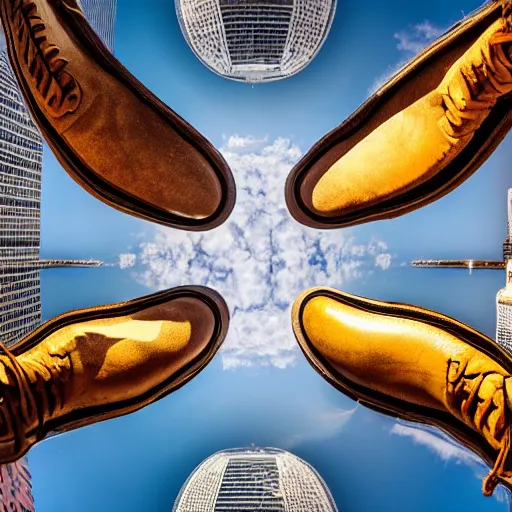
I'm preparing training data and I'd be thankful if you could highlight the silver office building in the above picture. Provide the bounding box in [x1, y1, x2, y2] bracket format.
[80, 0, 118, 53]
[496, 190, 512, 353]
[0, 51, 43, 347]
[175, 0, 337, 82]
[173, 447, 338, 512]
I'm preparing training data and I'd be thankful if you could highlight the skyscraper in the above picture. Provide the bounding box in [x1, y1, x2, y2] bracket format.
[173, 447, 338, 511]
[0, 50, 43, 347]
[80, 0, 118, 53]
[496, 190, 512, 353]
[175, 0, 337, 82]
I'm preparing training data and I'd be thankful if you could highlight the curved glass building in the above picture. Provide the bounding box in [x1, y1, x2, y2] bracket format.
[175, 0, 337, 83]
[172, 447, 338, 511]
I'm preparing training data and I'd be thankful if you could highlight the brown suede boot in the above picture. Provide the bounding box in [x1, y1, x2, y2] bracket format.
[0, 0, 236, 230]
[0, 285, 228, 463]
[292, 287, 512, 496]
[286, 0, 512, 229]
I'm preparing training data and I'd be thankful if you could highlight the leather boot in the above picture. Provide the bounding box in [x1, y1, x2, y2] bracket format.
[0, 0, 236, 230]
[286, 0, 512, 229]
[292, 286, 512, 496]
[0, 285, 228, 462]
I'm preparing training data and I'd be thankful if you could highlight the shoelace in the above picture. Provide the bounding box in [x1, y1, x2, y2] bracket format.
[438, 3, 512, 144]
[0, 343, 38, 454]
[447, 358, 512, 495]
[0, 341, 71, 457]
[483, 426, 512, 495]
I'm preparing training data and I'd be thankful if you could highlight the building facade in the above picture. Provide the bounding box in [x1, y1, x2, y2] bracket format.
[80, 0, 118, 53]
[496, 190, 512, 353]
[0, 51, 43, 347]
[173, 447, 338, 511]
[175, 0, 337, 82]
[0, 44, 39, 512]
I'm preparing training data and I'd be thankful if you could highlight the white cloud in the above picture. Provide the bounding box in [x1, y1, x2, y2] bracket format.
[375, 253, 392, 270]
[126, 136, 393, 369]
[119, 253, 137, 269]
[222, 134, 268, 153]
[391, 422, 511, 503]
[394, 21, 445, 54]
[392, 423, 482, 465]
[369, 20, 445, 94]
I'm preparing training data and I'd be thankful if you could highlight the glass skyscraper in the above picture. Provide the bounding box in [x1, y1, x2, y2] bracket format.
[173, 447, 338, 511]
[80, 0, 118, 52]
[0, 51, 43, 347]
[175, 0, 337, 82]
[496, 190, 512, 353]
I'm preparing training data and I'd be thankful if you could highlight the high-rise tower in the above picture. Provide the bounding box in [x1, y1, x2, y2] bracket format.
[503, 188, 512, 261]
[496, 190, 512, 353]
[80, 0, 118, 53]
[173, 447, 338, 511]
[0, 51, 43, 347]
[175, 0, 337, 83]
[0, 50, 40, 512]
[0, 43, 39, 512]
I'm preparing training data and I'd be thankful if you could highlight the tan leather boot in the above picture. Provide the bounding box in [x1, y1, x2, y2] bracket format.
[286, 0, 512, 229]
[0, 0, 236, 231]
[0, 285, 228, 463]
[292, 287, 512, 496]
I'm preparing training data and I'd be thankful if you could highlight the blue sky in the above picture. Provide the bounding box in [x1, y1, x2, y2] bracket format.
[26, 0, 512, 510]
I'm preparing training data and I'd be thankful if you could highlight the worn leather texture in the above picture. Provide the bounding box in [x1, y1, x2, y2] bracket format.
[292, 287, 512, 496]
[0, 0, 236, 230]
[0, 286, 228, 464]
[286, 0, 512, 229]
